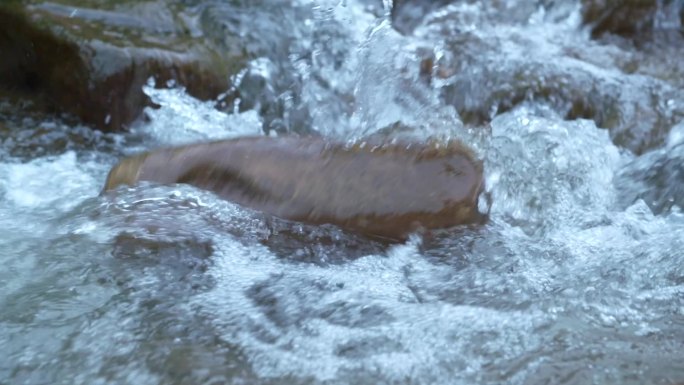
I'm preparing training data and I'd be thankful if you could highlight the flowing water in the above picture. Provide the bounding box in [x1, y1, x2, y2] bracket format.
[2, 1, 684, 384]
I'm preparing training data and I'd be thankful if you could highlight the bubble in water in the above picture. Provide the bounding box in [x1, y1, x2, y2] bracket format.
[485, 107, 622, 233]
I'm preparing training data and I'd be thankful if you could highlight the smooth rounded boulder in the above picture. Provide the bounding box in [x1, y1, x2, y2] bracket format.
[104, 136, 485, 241]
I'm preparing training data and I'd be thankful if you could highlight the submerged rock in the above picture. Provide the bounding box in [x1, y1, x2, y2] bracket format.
[103, 136, 485, 241]
[0, 1, 245, 131]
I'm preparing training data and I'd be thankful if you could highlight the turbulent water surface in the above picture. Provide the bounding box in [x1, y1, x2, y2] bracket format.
[2, 1, 684, 384]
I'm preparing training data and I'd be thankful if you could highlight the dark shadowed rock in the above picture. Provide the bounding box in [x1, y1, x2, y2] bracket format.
[582, 0, 683, 42]
[103, 136, 485, 241]
[579, 0, 684, 101]
[390, 0, 453, 35]
[0, 1, 245, 131]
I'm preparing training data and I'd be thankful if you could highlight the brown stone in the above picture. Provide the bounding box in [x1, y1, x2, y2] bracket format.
[0, 1, 245, 131]
[103, 136, 486, 241]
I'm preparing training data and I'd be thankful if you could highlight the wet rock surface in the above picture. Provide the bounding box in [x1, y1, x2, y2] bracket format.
[582, 0, 683, 42]
[411, 1, 684, 154]
[0, 0, 245, 131]
[103, 136, 486, 241]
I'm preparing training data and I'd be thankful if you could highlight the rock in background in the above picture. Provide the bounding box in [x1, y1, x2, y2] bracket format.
[403, 0, 684, 154]
[0, 0, 246, 131]
[582, 0, 683, 42]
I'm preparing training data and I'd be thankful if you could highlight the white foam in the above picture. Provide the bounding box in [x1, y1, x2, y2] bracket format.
[667, 120, 684, 149]
[1, 152, 99, 212]
[138, 82, 263, 146]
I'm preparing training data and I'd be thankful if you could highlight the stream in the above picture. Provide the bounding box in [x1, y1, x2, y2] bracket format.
[1, 1, 683, 384]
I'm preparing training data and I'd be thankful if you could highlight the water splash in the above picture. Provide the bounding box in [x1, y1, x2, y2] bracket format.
[2, 1, 684, 384]
[138, 80, 263, 147]
[485, 108, 622, 234]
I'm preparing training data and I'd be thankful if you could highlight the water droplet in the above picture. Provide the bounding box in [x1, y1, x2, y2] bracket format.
[666, 121, 684, 148]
